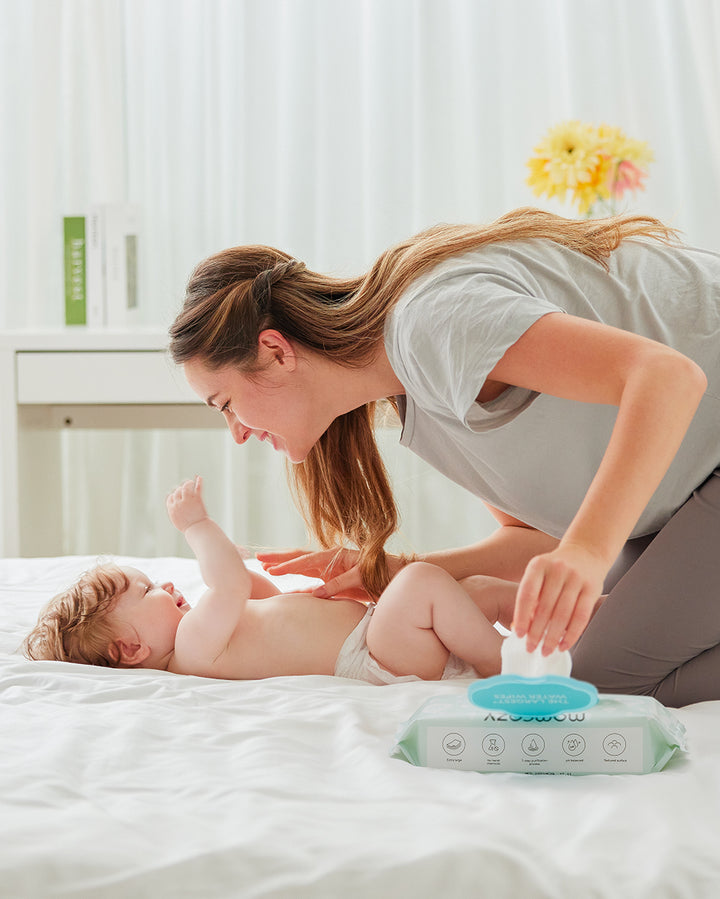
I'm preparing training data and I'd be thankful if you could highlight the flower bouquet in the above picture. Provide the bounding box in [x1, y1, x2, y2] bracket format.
[526, 121, 653, 217]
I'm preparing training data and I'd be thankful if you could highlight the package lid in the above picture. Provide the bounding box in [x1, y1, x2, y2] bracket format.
[468, 674, 599, 718]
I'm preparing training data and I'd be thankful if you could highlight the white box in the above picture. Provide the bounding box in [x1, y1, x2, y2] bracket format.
[103, 204, 141, 328]
[85, 206, 106, 327]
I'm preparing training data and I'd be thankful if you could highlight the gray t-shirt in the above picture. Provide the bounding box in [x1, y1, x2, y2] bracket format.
[384, 238, 720, 538]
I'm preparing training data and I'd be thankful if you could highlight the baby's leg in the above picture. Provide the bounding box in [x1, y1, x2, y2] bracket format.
[459, 574, 605, 632]
[367, 561, 503, 680]
[458, 574, 518, 630]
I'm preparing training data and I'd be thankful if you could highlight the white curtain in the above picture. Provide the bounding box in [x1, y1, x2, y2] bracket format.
[2, 0, 719, 557]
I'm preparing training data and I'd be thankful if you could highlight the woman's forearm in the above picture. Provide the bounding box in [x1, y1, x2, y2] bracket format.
[418, 525, 559, 582]
[560, 350, 707, 570]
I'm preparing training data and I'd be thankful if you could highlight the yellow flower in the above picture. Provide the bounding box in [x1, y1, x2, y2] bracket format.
[526, 156, 569, 201]
[596, 124, 654, 168]
[526, 121, 600, 201]
[573, 153, 613, 215]
[526, 120, 653, 217]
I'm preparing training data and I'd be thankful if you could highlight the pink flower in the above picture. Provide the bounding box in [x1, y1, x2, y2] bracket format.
[611, 160, 647, 199]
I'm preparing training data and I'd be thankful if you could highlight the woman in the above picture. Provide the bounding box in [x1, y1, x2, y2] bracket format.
[169, 207, 720, 706]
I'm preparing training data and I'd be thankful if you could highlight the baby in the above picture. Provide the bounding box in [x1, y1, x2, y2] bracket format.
[23, 478, 517, 684]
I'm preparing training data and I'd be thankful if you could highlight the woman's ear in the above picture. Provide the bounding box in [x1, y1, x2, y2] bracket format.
[108, 638, 151, 668]
[257, 330, 297, 371]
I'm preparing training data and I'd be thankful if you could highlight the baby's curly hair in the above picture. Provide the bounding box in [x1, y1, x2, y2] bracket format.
[22, 564, 130, 667]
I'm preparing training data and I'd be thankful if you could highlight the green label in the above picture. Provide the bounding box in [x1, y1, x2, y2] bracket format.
[63, 216, 86, 325]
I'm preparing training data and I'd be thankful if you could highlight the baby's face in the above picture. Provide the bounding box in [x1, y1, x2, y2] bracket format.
[110, 567, 190, 658]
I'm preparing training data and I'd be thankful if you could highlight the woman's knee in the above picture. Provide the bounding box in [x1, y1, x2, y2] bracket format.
[571, 625, 657, 696]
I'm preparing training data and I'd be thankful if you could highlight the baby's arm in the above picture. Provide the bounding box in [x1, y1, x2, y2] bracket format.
[247, 567, 281, 598]
[167, 477, 253, 660]
[234, 545, 280, 598]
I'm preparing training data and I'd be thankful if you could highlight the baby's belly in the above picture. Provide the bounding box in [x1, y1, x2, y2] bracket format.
[221, 595, 368, 679]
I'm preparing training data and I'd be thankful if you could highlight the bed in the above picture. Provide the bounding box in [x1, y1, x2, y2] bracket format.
[2, 554, 720, 898]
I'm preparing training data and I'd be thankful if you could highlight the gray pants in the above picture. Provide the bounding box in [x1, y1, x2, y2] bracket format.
[571, 469, 720, 707]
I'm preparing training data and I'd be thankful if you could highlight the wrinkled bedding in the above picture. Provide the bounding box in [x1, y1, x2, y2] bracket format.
[1, 555, 719, 898]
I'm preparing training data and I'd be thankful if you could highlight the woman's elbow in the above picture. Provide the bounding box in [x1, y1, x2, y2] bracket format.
[676, 354, 708, 402]
[657, 349, 708, 413]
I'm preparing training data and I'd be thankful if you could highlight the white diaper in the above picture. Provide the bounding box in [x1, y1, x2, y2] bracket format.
[334, 604, 477, 685]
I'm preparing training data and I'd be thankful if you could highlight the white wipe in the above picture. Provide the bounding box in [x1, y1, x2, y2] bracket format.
[501, 631, 572, 678]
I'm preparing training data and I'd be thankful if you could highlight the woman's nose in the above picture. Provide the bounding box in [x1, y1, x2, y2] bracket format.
[162, 582, 174, 594]
[228, 417, 251, 445]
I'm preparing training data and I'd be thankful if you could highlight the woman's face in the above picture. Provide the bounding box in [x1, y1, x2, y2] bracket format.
[183, 336, 328, 463]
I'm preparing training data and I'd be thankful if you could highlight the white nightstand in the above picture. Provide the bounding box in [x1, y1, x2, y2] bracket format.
[0, 330, 222, 556]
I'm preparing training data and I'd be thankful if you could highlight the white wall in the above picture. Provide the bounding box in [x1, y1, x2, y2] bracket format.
[2, 0, 719, 557]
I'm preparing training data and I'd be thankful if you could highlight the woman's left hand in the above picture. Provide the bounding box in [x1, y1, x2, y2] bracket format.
[512, 543, 608, 654]
[256, 547, 372, 601]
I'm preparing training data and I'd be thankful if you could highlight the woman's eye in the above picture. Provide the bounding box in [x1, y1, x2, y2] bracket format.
[220, 401, 230, 413]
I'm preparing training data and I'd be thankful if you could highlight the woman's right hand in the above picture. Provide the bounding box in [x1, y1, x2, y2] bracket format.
[256, 547, 371, 601]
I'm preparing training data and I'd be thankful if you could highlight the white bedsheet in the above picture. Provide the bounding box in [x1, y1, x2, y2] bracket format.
[1, 555, 719, 898]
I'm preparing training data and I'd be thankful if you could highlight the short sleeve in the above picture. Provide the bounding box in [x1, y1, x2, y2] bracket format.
[386, 262, 563, 428]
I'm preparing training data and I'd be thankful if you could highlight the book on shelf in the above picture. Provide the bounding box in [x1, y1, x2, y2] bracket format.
[65, 204, 141, 328]
[63, 216, 86, 325]
[85, 207, 105, 327]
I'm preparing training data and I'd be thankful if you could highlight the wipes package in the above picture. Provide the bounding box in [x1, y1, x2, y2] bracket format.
[391, 693, 686, 775]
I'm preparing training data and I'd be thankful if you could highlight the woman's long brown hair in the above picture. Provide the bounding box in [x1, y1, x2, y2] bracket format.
[169, 207, 678, 596]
